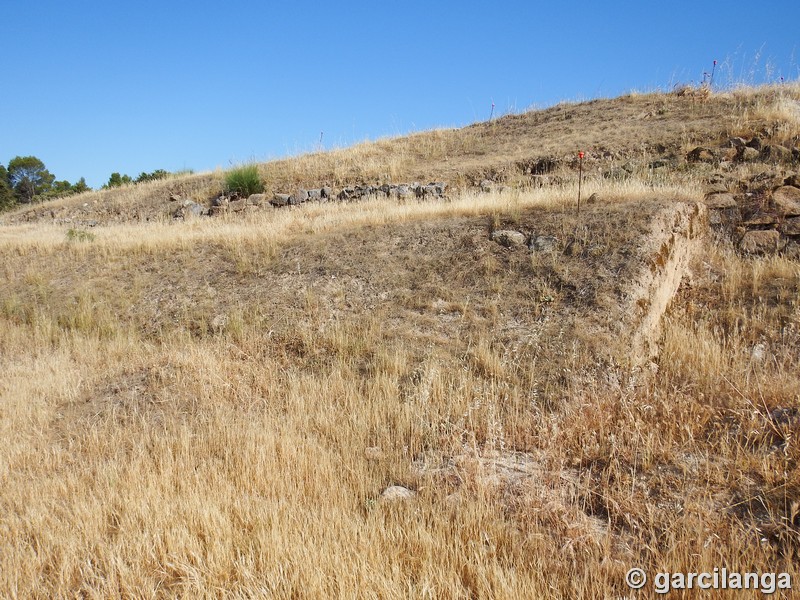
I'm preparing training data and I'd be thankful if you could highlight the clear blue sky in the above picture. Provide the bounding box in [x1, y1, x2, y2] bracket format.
[2, 1, 798, 188]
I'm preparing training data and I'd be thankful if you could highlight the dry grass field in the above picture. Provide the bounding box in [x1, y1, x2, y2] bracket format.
[1, 85, 799, 598]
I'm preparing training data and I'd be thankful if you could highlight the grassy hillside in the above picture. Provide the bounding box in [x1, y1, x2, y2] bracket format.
[3, 83, 798, 227]
[1, 85, 799, 598]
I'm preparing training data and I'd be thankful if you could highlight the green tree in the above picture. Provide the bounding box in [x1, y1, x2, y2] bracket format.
[38, 177, 91, 199]
[7, 156, 54, 202]
[71, 177, 90, 194]
[106, 172, 133, 188]
[135, 169, 169, 184]
[0, 165, 15, 211]
[51, 180, 74, 196]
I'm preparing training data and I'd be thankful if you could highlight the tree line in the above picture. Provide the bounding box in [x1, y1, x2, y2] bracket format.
[0, 155, 172, 212]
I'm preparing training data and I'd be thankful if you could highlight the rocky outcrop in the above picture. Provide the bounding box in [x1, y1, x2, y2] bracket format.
[703, 170, 800, 255]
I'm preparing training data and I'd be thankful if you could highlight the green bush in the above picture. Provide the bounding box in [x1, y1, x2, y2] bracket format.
[224, 164, 263, 197]
[65, 228, 95, 243]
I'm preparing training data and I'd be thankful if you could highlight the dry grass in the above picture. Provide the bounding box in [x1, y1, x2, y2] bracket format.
[4, 83, 791, 229]
[0, 178, 697, 254]
[727, 82, 800, 144]
[1, 85, 799, 597]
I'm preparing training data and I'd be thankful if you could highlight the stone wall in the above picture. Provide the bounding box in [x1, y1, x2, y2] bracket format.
[703, 166, 800, 256]
[190, 181, 448, 218]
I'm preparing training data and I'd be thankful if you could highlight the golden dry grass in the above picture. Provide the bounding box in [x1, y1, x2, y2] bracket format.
[5, 82, 798, 230]
[0, 178, 694, 252]
[1, 86, 799, 598]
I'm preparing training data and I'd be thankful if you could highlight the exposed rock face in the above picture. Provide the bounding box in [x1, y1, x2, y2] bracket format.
[773, 186, 800, 217]
[491, 230, 526, 247]
[271, 194, 290, 207]
[739, 230, 781, 254]
[625, 202, 706, 364]
[247, 193, 266, 205]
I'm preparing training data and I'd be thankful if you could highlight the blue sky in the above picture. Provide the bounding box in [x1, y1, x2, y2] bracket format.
[2, 1, 798, 188]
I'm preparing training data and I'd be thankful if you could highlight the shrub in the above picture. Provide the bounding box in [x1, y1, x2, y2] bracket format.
[224, 164, 263, 197]
[65, 228, 95, 243]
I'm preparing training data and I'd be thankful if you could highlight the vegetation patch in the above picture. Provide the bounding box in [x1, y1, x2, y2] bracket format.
[65, 228, 95, 243]
[224, 163, 263, 197]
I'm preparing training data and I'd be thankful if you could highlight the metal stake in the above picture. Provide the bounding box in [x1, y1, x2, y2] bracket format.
[577, 151, 584, 216]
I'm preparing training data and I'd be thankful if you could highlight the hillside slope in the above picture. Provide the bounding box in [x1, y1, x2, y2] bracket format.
[3, 84, 798, 227]
[0, 86, 799, 598]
